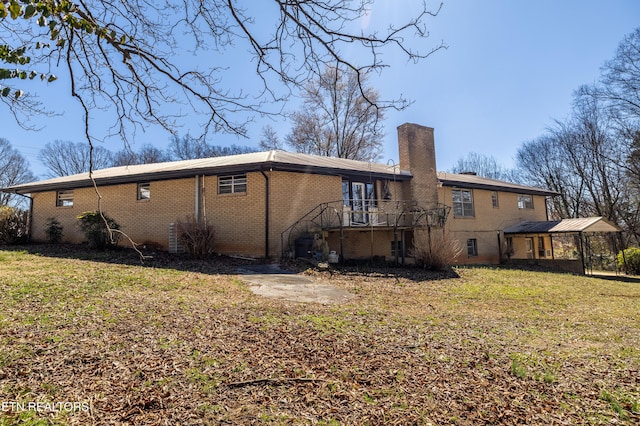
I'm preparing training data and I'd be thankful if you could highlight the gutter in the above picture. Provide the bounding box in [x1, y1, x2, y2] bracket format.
[4, 161, 411, 194]
[441, 180, 558, 197]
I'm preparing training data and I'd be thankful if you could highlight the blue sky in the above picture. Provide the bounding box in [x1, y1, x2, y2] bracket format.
[4, 1, 640, 179]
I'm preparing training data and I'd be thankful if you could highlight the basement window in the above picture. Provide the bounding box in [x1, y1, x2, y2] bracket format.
[218, 174, 247, 194]
[137, 182, 150, 200]
[56, 190, 74, 207]
[467, 239, 478, 256]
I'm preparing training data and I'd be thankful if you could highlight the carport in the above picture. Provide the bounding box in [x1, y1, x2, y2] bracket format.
[503, 217, 623, 274]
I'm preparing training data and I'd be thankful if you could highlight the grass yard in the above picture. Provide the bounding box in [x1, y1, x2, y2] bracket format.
[0, 245, 638, 425]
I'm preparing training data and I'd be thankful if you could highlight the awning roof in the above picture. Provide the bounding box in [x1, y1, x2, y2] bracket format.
[504, 217, 622, 234]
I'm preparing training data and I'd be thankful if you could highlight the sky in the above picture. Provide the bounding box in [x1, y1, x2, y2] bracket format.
[3, 0, 640, 180]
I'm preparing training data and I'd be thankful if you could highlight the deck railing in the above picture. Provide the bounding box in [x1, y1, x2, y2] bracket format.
[280, 199, 450, 258]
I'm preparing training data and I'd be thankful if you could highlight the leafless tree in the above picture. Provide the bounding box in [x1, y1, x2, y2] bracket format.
[517, 134, 583, 219]
[168, 135, 216, 161]
[518, 94, 626, 222]
[208, 145, 257, 157]
[580, 28, 640, 188]
[38, 140, 114, 177]
[259, 125, 285, 151]
[516, 28, 640, 246]
[112, 144, 170, 166]
[450, 152, 521, 182]
[0, 138, 35, 206]
[517, 92, 639, 245]
[570, 95, 627, 220]
[597, 28, 640, 123]
[284, 66, 386, 161]
[1, 1, 444, 149]
[168, 134, 256, 160]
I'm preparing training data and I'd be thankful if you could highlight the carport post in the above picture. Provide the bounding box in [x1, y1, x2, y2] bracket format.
[578, 232, 586, 275]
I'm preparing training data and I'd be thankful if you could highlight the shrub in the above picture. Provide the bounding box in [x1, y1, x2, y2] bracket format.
[45, 217, 64, 243]
[176, 215, 215, 258]
[410, 228, 462, 271]
[617, 247, 640, 275]
[77, 211, 121, 250]
[0, 206, 29, 244]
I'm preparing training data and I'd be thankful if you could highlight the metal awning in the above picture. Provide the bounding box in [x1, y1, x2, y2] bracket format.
[503, 217, 622, 275]
[504, 217, 622, 235]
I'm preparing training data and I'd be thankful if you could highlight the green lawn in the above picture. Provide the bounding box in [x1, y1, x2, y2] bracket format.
[0, 245, 638, 425]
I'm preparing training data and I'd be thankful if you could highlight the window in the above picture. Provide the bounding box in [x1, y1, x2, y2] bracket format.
[342, 180, 378, 225]
[452, 189, 474, 217]
[491, 191, 499, 208]
[538, 236, 546, 258]
[342, 181, 350, 206]
[467, 239, 478, 256]
[137, 182, 150, 200]
[342, 180, 377, 207]
[382, 180, 392, 200]
[56, 190, 74, 207]
[518, 194, 533, 209]
[365, 182, 375, 204]
[391, 241, 404, 258]
[218, 174, 247, 194]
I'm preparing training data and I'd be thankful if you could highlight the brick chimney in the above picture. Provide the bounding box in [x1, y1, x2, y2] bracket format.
[397, 123, 438, 207]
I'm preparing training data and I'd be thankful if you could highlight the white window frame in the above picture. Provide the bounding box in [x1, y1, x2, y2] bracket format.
[137, 182, 150, 200]
[56, 190, 74, 207]
[218, 174, 247, 194]
[452, 189, 475, 218]
[518, 194, 534, 209]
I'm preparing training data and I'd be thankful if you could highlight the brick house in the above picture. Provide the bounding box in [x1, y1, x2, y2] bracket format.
[438, 172, 555, 264]
[3, 123, 564, 264]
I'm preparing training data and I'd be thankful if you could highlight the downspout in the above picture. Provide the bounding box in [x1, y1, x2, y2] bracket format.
[201, 175, 207, 222]
[195, 175, 201, 223]
[260, 170, 270, 258]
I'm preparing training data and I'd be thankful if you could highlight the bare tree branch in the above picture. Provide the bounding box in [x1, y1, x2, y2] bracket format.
[1, 0, 444, 146]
